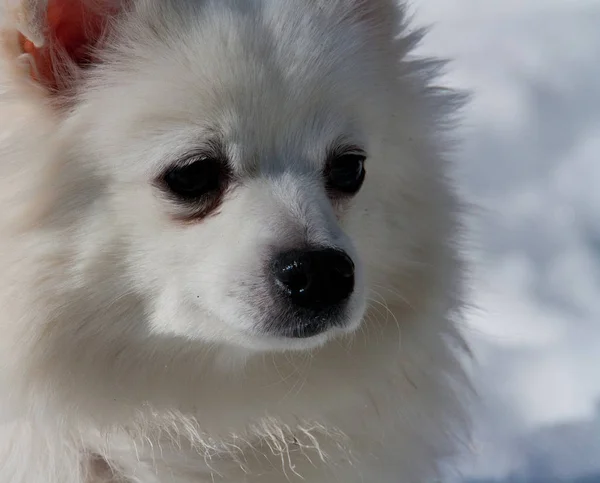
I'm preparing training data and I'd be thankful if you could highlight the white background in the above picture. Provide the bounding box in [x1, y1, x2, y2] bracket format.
[416, 0, 600, 479]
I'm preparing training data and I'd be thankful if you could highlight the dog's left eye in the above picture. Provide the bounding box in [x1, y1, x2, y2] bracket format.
[326, 151, 366, 195]
[162, 157, 226, 201]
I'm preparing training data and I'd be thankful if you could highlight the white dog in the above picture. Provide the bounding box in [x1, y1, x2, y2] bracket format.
[0, 0, 470, 481]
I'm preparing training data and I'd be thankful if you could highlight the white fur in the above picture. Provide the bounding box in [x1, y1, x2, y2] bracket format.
[0, 0, 471, 481]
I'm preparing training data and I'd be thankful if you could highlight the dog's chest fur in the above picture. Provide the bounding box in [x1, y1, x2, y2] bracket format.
[85, 424, 359, 483]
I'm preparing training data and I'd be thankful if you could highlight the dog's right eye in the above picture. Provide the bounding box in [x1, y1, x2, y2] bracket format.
[163, 157, 225, 201]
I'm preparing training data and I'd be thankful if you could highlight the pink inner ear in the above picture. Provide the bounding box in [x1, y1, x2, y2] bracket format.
[19, 0, 118, 90]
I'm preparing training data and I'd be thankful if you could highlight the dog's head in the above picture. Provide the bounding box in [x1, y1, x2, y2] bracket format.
[5, 0, 457, 354]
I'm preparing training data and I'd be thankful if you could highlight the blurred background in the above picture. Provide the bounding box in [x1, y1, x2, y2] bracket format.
[414, 1, 600, 481]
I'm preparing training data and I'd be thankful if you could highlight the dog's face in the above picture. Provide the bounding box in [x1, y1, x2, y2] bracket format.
[47, 0, 410, 352]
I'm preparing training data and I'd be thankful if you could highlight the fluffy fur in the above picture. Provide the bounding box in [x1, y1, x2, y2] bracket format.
[0, 0, 471, 481]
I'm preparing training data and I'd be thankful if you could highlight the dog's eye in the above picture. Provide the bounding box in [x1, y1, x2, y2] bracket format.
[163, 157, 225, 201]
[326, 152, 366, 194]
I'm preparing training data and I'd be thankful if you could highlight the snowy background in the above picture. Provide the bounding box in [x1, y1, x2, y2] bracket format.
[414, 0, 600, 480]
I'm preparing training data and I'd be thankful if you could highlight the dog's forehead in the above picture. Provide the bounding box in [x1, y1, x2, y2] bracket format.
[116, 0, 374, 112]
[87, 0, 376, 177]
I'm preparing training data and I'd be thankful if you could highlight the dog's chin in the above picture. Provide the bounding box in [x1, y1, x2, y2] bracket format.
[231, 317, 364, 353]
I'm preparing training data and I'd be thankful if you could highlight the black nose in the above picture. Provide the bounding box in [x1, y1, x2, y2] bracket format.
[271, 248, 355, 311]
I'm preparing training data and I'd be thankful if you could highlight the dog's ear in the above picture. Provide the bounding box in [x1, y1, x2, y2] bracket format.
[3, 0, 125, 92]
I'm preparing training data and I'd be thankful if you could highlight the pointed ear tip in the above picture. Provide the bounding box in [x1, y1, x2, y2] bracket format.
[5, 0, 123, 91]
[2, 0, 48, 44]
